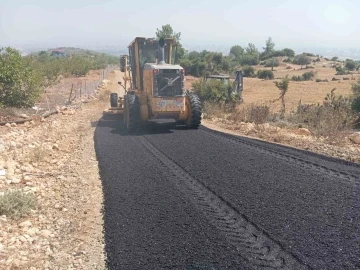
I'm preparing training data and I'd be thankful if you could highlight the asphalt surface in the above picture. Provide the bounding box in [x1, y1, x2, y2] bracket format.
[94, 114, 360, 270]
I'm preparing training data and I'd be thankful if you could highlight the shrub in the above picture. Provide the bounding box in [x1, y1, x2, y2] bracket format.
[293, 89, 356, 139]
[302, 71, 315, 81]
[316, 79, 329, 83]
[242, 66, 255, 77]
[0, 190, 36, 219]
[192, 79, 230, 102]
[246, 105, 270, 124]
[335, 66, 348, 75]
[351, 97, 360, 113]
[345, 59, 357, 71]
[257, 70, 274, 80]
[291, 71, 315, 81]
[351, 80, 360, 113]
[292, 75, 302, 81]
[226, 104, 271, 124]
[0, 47, 42, 107]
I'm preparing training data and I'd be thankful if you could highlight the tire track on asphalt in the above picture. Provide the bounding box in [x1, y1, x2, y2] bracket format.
[138, 136, 310, 270]
[200, 126, 359, 186]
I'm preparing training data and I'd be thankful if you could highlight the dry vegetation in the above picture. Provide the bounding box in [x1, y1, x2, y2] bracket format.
[198, 57, 360, 162]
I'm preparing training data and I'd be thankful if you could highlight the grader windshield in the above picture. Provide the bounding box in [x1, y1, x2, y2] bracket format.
[128, 37, 177, 90]
[138, 39, 176, 66]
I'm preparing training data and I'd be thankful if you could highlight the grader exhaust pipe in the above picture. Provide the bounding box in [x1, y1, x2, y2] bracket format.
[158, 38, 166, 65]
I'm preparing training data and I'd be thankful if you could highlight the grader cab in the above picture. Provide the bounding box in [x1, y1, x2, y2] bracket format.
[110, 37, 201, 132]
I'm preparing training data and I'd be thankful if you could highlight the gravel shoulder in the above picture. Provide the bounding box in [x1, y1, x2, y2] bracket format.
[0, 71, 112, 269]
[202, 119, 360, 164]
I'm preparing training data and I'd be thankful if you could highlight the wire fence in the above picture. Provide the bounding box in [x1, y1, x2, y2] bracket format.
[34, 65, 118, 113]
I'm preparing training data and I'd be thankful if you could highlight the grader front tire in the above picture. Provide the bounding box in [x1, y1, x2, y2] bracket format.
[186, 93, 202, 129]
[127, 94, 141, 133]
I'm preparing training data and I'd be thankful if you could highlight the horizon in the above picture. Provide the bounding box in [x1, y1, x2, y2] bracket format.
[1, 0, 359, 59]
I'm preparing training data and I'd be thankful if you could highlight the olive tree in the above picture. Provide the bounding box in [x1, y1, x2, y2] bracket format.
[0, 47, 42, 107]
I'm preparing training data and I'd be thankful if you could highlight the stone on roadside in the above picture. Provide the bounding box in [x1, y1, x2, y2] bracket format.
[19, 114, 29, 119]
[11, 178, 21, 184]
[52, 144, 59, 150]
[349, 132, 360, 145]
[295, 128, 311, 136]
[19, 220, 32, 228]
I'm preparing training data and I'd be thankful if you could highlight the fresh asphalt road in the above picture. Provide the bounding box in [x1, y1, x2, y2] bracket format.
[94, 114, 360, 270]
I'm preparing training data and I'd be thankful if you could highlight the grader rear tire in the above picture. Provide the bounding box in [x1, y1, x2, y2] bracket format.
[110, 93, 118, 108]
[186, 93, 202, 129]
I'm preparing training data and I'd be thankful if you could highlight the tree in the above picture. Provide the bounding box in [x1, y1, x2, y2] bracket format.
[274, 76, 289, 118]
[265, 57, 279, 71]
[294, 54, 311, 69]
[281, 48, 295, 57]
[345, 59, 357, 71]
[0, 47, 42, 107]
[230, 45, 244, 59]
[240, 54, 259, 66]
[263, 37, 275, 55]
[245, 43, 259, 55]
[155, 24, 184, 63]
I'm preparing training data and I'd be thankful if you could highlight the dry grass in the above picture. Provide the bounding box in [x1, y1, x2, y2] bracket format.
[186, 58, 360, 113]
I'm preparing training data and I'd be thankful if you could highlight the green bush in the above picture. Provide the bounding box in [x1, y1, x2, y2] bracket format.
[242, 66, 255, 77]
[257, 70, 274, 80]
[0, 190, 36, 219]
[0, 47, 42, 107]
[352, 81, 360, 113]
[351, 97, 360, 113]
[335, 66, 348, 75]
[192, 79, 231, 102]
[345, 59, 357, 71]
[302, 71, 315, 81]
[291, 71, 315, 81]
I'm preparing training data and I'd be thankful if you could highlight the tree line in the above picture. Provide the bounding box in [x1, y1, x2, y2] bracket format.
[0, 47, 118, 107]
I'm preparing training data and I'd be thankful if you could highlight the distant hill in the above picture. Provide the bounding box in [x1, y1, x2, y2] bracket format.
[92, 49, 128, 56]
[44, 47, 108, 56]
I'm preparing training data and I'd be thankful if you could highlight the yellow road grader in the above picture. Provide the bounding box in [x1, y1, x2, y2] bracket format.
[109, 37, 201, 132]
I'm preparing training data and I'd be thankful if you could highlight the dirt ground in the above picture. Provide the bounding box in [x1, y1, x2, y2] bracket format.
[0, 61, 359, 269]
[185, 58, 360, 112]
[0, 69, 119, 269]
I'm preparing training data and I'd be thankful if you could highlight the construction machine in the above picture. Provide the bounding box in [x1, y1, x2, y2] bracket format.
[204, 71, 244, 103]
[110, 37, 201, 132]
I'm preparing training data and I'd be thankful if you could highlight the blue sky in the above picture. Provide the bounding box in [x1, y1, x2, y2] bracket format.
[1, 0, 359, 51]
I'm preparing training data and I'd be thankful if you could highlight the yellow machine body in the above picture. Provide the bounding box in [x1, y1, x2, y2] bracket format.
[111, 36, 201, 131]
